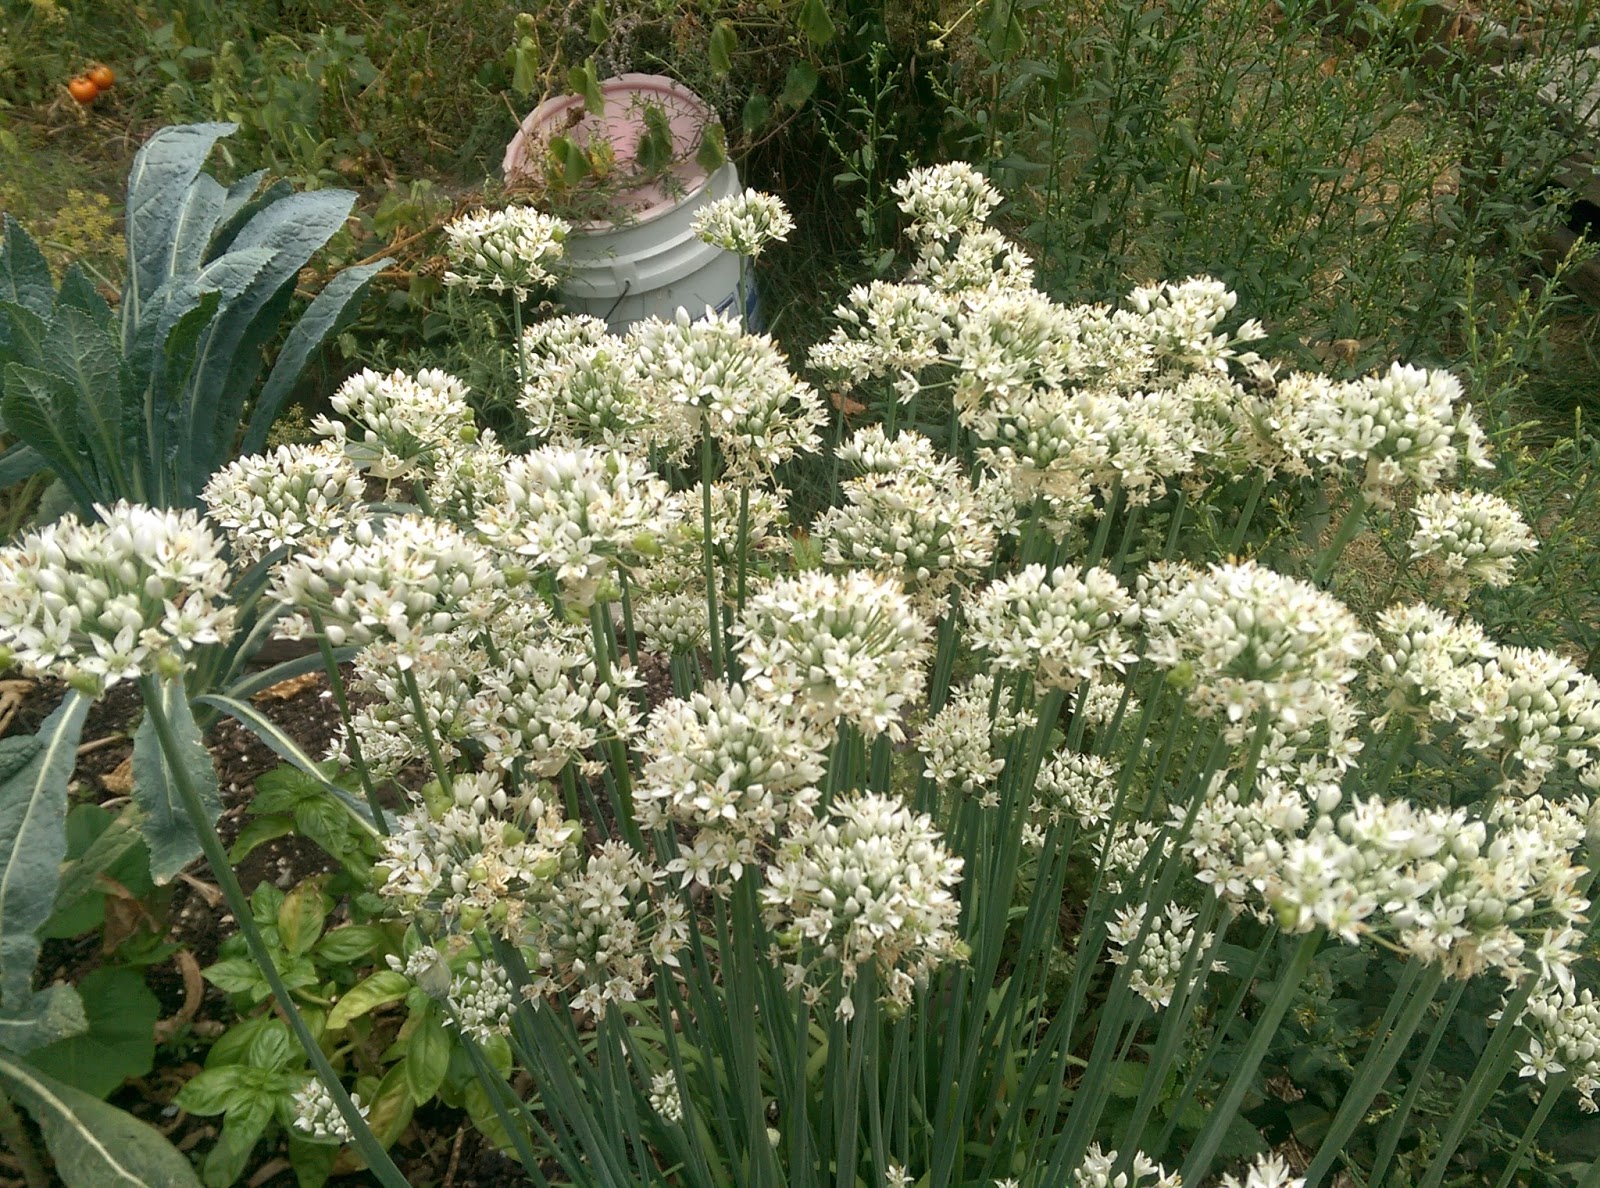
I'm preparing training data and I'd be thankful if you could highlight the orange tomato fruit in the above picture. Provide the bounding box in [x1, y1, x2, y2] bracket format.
[87, 65, 115, 90]
[67, 76, 99, 103]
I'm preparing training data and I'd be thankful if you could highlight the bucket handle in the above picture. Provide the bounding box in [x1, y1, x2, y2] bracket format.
[604, 280, 633, 324]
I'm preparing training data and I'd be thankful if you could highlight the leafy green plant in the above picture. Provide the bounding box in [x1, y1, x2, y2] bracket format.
[0, 121, 388, 513]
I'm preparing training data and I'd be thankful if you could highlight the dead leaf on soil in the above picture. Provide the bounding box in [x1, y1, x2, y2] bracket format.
[252, 671, 322, 702]
[101, 754, 133, 795]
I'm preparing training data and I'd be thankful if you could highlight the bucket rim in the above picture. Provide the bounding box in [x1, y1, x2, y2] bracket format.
[504, 73, 722, 232]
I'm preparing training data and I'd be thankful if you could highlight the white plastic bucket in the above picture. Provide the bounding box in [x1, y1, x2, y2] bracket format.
[504, 74, 758, 334]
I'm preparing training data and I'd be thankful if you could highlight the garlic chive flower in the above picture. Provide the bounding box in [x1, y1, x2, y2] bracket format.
[690, 188, 795, 257]
[637, 681, 830, 886]
[1270, 363, 1491, 506]
[1105, 900, 1226, 1009]
[1142, 560, 1373, 737]
[518, 315, 669, 451]
[475, 445, 677, 611]
[1371, 602, 1497, 736]
[374, 777, 582, 937]
[291, 1077, 365, 1143]
[1409, 488, 1537, 591]
[447, 959, 516, 1044]
[1221, 1155, 1307, 1188]
[1070, 1144, 1180, 1188]
[649, 1071, 685, 1123]
[317, 366, 474, 480]
[814, 429, 998, 610]
[966, 564, 1141, 693]
[442, 205, 569, 302]
[629, 309, 826, 477]
[272, 514, 502, 665]
[1516, 982, 1600, 1111]
[735, 571, 933, 740]
[808, 281, 955, 404]
[201, 442, 368, 564]
[0, 502, 235, 694]
[530, 842, 688, 1015]
[763, 792, 965, 1019]
[892, 162, 1002, 242]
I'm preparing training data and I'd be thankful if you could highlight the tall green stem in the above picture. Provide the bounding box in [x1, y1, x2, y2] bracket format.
[141, 685, 409, 1187]
[402, 667, 453, 798]
[701, 432, 724, 679]
[308, 609, 388, 834]
[1313, 490, 1368, 587]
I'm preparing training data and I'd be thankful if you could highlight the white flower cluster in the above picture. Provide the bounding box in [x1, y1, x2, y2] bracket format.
[690, 188, 795, 257]
[272, 514, 502, 665]
[1409, 488, 1537, 591]
[201, 443, 368, 564]
[1371, 603, 1497, 736]
[648, 1070, 685, 1123]
[1070, 1144, 1180, 1188]
[1517, 982, 1600, 1111]
[317, 367, 473, 480]
[447, 959, 515, 1044]
[1033, 749, 1121, 833]
[1128, 277, 1265, 374]
[442, 205, 569, 302]
[763, 792, 965, 1019]
[967, 564, 1141, 692]
[814, 428, 998, 610]
[638, 681, 830, 887]
[892, 162, 1002, 242]
[735, 571, 933, 740]
[1246, 792, 1592, 982]
[0, 502, 235, 693]
[918, 679, 1009, 799]
[519, 316, 663, 450]
[374, 778, 582, 938]
[1269, 363, 1491, 506]
[1143, 560, 1373, 738]
[529, 842, 688, 1016]
[1464, 644, 1600, 794]
[1220, 1155, 1306, 1188]
[631, 309, 826, 477]
[808, 281, 954, 403]
[1105, 901, 1226, 1009]
[476, 446, 676, 611]
[291, 1077, 366, 1143]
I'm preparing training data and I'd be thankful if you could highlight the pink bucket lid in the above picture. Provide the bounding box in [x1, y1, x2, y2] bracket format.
[504, 73, 720, 229]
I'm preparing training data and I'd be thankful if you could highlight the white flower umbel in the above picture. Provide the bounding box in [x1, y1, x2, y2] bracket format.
[530, 842, 688, 1016]
[1409, 488, 1537, 591]
[1516, 982, 1600, 1112]
[272, 514, 502, 666]
[808, 281, 955, 404]
[918, 680, 1008, 798]
[374, 778, 582, 937]
[763, 792, 965, 1019]
[905, 226, 1035, 295]
[476, 446, 677, 611]
[1105, 900, 1225, 1009]
[649, 1070, 685, 1123]
[1127, 276, 1265, 374]
[630, 310, 826, 477]
[317, 366, 473, 480]
[967, 564, 1141, 693]
[291, 1077, 366, 1143]
[892, 162, 1002, 242]
[201, 443, 368, 565]
[1142, 560, 1373, 737]
[1464, 645, 1600, 794]
[1070, 1143, 1181, 1188]
[691, 188, 795, 256]
[0, 502, 236, 694]
[1219, 1154, 1306, 1188]
[735, 571, 933, 740]
[1371, 602, 1497, 736]
[1269, 363, 1491, 506]
[518, 315, 670, 451]
[447, 959, 515, 1043]
[638, 681, 830, 887]
[814, 429, 998, 610]
[442, 205, 569, 302]
[1034, 749, 1122, 831]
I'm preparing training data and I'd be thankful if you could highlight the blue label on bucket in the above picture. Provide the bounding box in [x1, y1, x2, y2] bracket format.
[713, 284, 764, 332]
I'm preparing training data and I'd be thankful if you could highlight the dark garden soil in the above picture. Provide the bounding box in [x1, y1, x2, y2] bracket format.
[0, 667, 534, 1188]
